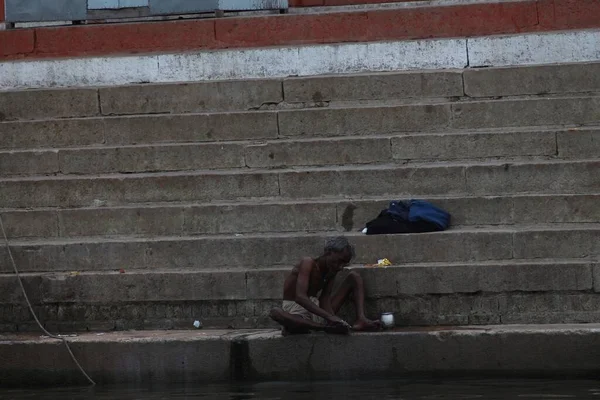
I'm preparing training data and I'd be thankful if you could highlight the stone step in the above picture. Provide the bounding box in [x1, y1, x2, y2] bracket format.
[0, 111, 278, 151]
[5, 259, 591, 305]
[1, 63, 599, 122]
[278, 94, 600, 137]
[288, 62, 600, 102]
[1, 159, 597, 208]
[1, 259, 597, 331]
[1, 128, 599, 177]
[2, 94, 600, 153]
[0, 80, 283, 122]
[1, 225, 598, 273]
[1, 194, 599, 239]
[2, 325, 600, 385]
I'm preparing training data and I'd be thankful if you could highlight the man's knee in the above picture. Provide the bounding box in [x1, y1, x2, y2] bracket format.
[270, 308, 283, 319]
[347, 270, 363, 285]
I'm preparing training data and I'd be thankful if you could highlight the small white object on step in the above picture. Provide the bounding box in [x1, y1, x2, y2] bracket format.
[193, 320, 202, 329]
[381, 312, 395, 328]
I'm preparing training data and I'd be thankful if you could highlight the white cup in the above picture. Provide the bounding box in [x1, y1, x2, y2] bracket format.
[381, 312, 395, 328]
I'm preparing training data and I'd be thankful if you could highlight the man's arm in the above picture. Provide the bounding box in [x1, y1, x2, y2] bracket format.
[294, 259, 336, 321]
[318, 275, 336, 315]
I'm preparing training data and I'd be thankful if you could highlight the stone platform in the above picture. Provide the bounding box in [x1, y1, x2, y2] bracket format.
[1, 325, 600, 386]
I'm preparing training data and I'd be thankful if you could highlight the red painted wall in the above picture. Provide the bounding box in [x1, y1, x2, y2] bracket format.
[0, 0, 5, 22]
[1, 0, 600, 61]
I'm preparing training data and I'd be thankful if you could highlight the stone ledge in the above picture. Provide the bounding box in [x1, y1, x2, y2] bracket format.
[4, 288, 600, 332]
[1, 226, 598, 272]
[2, 194, 599, 239]
[0, 261, 592, 304]
[2, 324, 600, 386]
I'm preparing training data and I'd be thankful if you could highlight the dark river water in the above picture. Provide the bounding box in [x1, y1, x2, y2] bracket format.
[2, 379, 600, 400]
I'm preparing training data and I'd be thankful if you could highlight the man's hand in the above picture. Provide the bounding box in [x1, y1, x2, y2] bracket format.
[327, 315, 351, 329]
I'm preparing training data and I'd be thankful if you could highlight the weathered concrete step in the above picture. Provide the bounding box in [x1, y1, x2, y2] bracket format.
[2, 62, 600, 122]
[1, 260, 598, 331]
[2, 260, 593, 304]
[2, 94, 600, 151]
[278, 94, 600, 137]
[4, 259, 594, 302]
[9, 281, 600, 331]
[0, 111, 278, 151]
[0, 79, 283, 121]
[2, 194, 599, 239]
[1, 225, 598, 273]
[2, 128, 599, 176]
[2, 325, 600, 385]
[0, 159, 598, 208]
[287, 62, 600, 102]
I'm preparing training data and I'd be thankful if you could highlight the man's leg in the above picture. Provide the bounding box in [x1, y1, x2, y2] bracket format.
[269, 308, 349, 335]
[329, 271, 381, 331]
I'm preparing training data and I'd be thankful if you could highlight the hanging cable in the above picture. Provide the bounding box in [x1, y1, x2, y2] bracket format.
[0, 215, 96, 386]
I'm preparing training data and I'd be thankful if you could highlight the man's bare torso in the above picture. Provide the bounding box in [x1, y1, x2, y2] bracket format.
[282, 257, 327, 301]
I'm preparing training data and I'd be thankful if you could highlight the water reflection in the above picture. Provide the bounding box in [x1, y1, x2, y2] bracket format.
[2, 379, 600, 400]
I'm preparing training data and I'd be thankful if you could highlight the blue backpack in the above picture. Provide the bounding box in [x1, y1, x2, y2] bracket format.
[388, 200, 451, 231]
